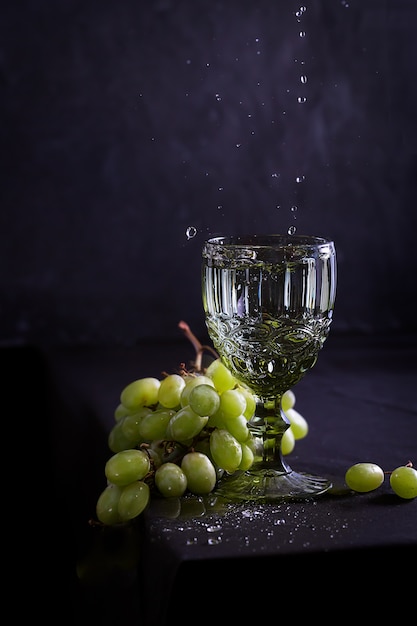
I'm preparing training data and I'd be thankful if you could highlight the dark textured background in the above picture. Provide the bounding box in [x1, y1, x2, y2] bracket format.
[1, 0, 416, 347]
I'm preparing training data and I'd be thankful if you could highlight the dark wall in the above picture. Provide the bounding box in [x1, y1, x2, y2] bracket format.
[1, 0, 416, 347]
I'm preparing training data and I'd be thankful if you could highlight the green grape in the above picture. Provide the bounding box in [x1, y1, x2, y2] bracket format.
[138, 408, 175, 440]
[120, 377, 161, 411]
[105, 449, 151, 486]
[121, 407, 152, 443]
[206, 409, 226, 429]
[281, 389, 296, 412]
[237, 385, 257, 420]
[210, 428, 242, 473]
[166, 405, 208, 442]
[345, 462, 385, 493]
[205, 358, 237, 393]
[219, 388, 247, 420]
[223, 413, 250, 443]
[118, 481, 150, 521]
[285, 407, 308, 440]
[96, 483, 123, 526]
[180, 375, 215, 407]
[194, 438, 224, 481]
[114, 403, 130, 422]
[181, 451, 217, 495]
[281, 427, 295, 455]
[239, 442, 254, 471]
[108, 420, 137, 453]
[154, 462, 188, 498]
[158, 374, 186, 409]
[188, 384, 220, 416]
[389, 465, 417, 499]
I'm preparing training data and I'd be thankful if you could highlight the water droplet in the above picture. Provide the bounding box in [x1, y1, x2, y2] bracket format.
[295, 175, 305, 183]
[297, 96, 307, 103]
[207, 537, 222, 545]
[299, 31, 306, 38]
[288, 225, 297, 235]
[290, 205, 298, 212]
[300, 75, 307, 84]
[186, 226, 197, 240]
[215, 93, 222, 101]
[206, 525, 222, 532]
[186, 537, 198, 545]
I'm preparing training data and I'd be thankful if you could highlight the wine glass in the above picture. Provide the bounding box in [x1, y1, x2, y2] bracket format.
[202, 234, 337, 502]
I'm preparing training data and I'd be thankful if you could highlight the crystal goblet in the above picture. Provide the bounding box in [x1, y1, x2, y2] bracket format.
[202, 234, 337, 502]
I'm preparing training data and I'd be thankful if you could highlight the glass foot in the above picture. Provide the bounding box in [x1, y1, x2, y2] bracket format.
[214, 468, 332, 503]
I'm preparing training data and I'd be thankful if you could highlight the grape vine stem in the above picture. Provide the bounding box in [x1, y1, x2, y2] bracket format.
[178, 320, 218, 372]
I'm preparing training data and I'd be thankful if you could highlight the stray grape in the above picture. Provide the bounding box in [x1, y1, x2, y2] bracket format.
[389, 465, 417, 500]
[345, 462, 384, 493]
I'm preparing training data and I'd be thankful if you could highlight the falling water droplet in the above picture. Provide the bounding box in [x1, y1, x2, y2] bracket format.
[295, 6, 307, 17]
[186, 226, 197, 240]
[300, 75, 307, 84]
[295, 176, 305, 183]
[288, 225, 297, 235]
[291, 205, 298, 213]
[297, 96, 307, 103]
[299, 31, 306, 38]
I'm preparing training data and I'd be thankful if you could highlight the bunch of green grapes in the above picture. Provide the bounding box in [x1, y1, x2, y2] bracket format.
[95, 358, 309, 526]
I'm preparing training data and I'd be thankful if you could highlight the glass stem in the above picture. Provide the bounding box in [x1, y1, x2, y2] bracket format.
[249, 394, 292, 474]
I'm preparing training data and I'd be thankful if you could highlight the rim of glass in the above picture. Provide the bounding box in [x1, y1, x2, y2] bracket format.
[204, 234, 334, 248]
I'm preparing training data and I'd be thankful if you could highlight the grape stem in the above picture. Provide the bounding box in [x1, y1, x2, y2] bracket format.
[384, 460, 413, 475]
[178, 320, 218, 372]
